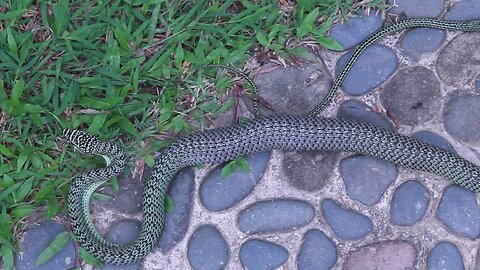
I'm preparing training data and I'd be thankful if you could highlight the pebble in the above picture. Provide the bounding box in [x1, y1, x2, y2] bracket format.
[444, 0, 480, 20]
[239, 239, 288, 270]
[187, 225, 229, 270]
[337, 100, 394, 131]
[100, 220, 143, 269]
[390, 180, 430, 226]
[252, 63, 332, 115]
[437, 33, 480, 88]
[400, 28, 445, 61]
[412, 130, 455, 152]
[380, 66, 441, 126]
[340, 155, 397, 205]
[335, 44, 398, 96]
[330, 13, 383, 50]
[387, 0, 444, 17]
[100, 171, 144, 213]
[15, 221, 75, 270]
[443, 94, 480, 146]
[436, 185, 480, 239]
[321, 199, 373, 240]
[159, 168, 195, 252]
[427, 241, 464, 270]
[238, 199, 315, 234]
[200, 151, 270, 212]
[283, 151, 338, 191]
[106, 219, 141, 244]
[297, 229, 337, 270]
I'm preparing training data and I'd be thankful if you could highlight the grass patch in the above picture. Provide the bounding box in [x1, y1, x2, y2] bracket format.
[0, 0, 387, 268]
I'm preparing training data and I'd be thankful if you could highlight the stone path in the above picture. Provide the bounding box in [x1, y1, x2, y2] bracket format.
[15, 0, 480, 269]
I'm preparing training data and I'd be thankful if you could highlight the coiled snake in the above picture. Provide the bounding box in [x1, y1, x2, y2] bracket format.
[64, 18, 480, 265]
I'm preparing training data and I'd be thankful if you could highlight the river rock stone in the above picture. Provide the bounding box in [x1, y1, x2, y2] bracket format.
[297, 229, 337, 270]
[187, 225, 229, 270]
[238, 199, 315, 234]
[322, 199, 373, 240]
[239, 239, 288, 270]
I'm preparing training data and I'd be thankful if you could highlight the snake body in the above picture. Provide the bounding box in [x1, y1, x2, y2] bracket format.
[64, 18, 480, 265]
[309, 17, 480, 115]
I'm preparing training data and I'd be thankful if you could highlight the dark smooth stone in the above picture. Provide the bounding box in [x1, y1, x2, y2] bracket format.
[187, 225, 229, 270]
[240, 239, 288, 270]
[238, 199, 315, 234]
[297, 229, 337, 270]
[200, 152, 270, 212]
[15, 221, 75, 270]
[443, 94, 480, 146]
[380, 66, 441, 126]
[340, 155, 398, 205]
[436, 185, 480, 239]
[427, 241, 464, 270]
[159, 168, 195, 252]
[390, 180, 430, 226]
[322, 199, 373, 240]
[337, 100, 394, 131]
[335, 44, 398, 96]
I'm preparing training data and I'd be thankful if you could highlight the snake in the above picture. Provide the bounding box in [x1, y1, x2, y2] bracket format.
[63, 18, 480, 265]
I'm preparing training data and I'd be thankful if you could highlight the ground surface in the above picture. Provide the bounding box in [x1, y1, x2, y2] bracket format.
[14, 0, 480, 269]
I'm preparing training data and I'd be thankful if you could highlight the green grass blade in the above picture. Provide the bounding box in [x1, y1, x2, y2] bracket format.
[35, 231, 69, 266]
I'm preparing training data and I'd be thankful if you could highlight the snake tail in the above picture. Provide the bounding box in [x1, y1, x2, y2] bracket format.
[308, 18, 480, 116]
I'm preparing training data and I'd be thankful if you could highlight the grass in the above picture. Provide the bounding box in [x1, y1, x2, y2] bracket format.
[0, 0, 387, 268]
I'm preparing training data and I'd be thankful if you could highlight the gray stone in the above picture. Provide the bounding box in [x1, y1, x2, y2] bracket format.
[476, 75, 480, 90]
[436, 185, 480, 239]
[238, 199, 315, 234]
[444, 0, 480, 20]
[321, 199, 373, 240]
[336, 44, 398, 96]
[283, 151, 339, 191]
[387, 0, 444, 18]
[390, 180, 430, 226]
[400, 28, 445, 61]
[252, 62, 331, 115]
[200, 151, 270, 211]
[105, 219, 141, 244]
[412, 130, 455, 153]
[343, 241, 417, 269]
[427, 241, 464, 270]
[330, 13, 383, 50]
[15, 221, 75, 270]
[340, 155, 398, 205]
[297, 229, 337, 270]
[159, 168, 195, 252]
[100, 171, 144, 213]
[239, 239, 288, 270]
[380, 66, 441, 126]
[443, 94, 480, 146]
[187, 225, 229, 270]
[102, 220, 143, 270]
[337, 100, 394, 131]
[437, 33, 480, 88]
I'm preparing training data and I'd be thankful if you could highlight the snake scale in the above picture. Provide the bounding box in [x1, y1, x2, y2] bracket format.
[64, 18, 480, 265]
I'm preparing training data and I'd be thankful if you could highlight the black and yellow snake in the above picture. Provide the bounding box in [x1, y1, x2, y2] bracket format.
[64, 18, 480, 265]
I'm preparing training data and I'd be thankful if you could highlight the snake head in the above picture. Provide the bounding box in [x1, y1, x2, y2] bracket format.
[62, 128, 100, 155]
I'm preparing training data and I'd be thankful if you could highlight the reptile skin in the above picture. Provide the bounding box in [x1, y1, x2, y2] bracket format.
[64, 18, 480, 265]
